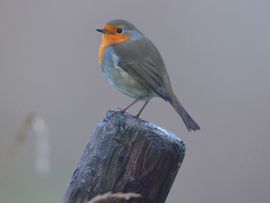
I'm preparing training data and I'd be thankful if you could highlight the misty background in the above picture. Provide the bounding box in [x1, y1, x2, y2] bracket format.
[0, 0, 270, 202]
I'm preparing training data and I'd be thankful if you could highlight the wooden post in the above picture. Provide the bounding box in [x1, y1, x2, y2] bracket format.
[63, 110, 185, 203]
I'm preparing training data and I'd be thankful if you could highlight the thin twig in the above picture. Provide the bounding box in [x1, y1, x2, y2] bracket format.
[87, 192, 141, 203]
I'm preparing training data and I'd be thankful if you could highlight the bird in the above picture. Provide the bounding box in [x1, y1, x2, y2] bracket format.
[96, 19, 200, 131]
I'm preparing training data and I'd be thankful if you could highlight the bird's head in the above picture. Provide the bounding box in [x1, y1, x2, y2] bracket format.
[96, 19, 143, 64]
[96, 19, 143, 46]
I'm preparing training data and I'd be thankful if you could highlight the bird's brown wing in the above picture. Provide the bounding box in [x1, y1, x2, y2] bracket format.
[113, 38, 171, 101]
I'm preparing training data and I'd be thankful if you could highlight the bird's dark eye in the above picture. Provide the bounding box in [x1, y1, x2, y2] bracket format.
[116, 27, 123, 34]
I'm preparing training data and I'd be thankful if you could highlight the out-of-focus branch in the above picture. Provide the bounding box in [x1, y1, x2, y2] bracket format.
[0, 112, 50, 182]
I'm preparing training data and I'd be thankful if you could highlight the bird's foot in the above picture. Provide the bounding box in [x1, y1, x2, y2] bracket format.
[134, 113, 141, 119]
[108, 108, 126, 118]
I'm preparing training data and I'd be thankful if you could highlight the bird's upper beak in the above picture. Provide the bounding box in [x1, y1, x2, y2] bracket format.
[96, 28, 112, 34]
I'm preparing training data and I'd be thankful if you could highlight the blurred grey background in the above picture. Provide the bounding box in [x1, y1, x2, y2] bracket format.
[0, 0, 270, 202]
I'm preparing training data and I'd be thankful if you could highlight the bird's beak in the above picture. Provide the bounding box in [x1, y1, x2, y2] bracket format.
[96, 28, 112, 34]
[96, 28, 105, 33]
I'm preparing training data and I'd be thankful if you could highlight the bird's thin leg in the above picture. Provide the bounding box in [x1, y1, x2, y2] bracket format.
[122, 99, 140, 112]
[110, 99, 139, 118]
[135, 101, 149, 118]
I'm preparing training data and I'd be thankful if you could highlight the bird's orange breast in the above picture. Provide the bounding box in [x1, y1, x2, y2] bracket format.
[98, 25, 129, 64]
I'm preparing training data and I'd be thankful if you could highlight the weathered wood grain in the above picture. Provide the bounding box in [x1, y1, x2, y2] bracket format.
[63, 110, 185, 203]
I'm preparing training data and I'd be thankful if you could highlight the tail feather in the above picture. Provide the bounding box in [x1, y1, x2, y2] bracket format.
[169, 92, 200, 131]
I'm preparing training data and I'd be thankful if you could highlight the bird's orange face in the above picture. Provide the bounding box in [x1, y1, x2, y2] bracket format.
[97, 24, 129, 64]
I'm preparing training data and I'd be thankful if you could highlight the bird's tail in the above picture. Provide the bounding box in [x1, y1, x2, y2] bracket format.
[168, 91, 200, 131]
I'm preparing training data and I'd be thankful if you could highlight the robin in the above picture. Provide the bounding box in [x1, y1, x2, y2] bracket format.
[96, 19, 200, 131]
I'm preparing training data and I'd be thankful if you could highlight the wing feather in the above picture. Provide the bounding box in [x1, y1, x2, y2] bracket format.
[113, 38, 171, 101]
